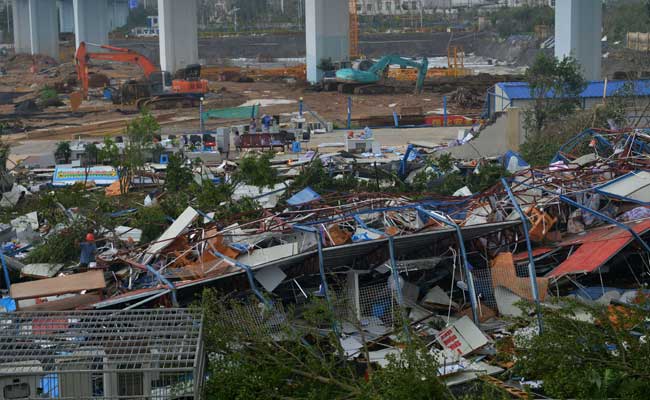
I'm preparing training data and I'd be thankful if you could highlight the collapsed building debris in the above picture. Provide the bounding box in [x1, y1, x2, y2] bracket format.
[1, 123, 650, 394]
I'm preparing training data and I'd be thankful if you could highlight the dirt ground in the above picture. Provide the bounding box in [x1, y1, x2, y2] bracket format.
[0, 46, 485, 146]
[0, 32, 640, 148]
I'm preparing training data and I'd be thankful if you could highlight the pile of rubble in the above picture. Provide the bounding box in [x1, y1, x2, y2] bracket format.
[2, 126, 650, 393]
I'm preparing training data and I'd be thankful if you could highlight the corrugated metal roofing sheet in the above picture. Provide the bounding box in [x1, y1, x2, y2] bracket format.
[93, 220, 520, 309]
[595, 171, 650, 205]
[497, 79, 650, 100]
[547, 219, 650, 278]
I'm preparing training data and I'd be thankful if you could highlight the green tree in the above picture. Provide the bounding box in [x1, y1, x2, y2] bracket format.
[83, 143, 99, 165]
[191, 180, 233, 212]
[126, 109, 159, 146]
[131, 205, 169, 243]
[0, 137, 10, 173]
[524, 52, 587, 134]
[490, 5, 554, 38]
[201, 290, 454, 400]
[520, 82, 634, 166]
[55, 141, 72, 164]
[122, 109, 160, 188]
[164, 153, 193, 193]
[235, 0, 270, 25]
[603, 0, 650, 43]
[516, 298, 650, 399]
[98, 137, 120, 165]
[234, 152, 278, 187]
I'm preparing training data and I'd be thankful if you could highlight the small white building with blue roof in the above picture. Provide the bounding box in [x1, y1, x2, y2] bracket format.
[488, 80, 650, 118]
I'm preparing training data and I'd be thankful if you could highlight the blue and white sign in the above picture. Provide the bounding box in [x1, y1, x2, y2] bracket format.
[53, 166, 119, 187]
[129, 0, 139, 9]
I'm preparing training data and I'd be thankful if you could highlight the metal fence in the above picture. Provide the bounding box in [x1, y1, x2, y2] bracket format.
[0, 309, 205, 400]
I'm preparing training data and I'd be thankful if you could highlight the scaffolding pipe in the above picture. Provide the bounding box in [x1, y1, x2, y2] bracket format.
[416, 207, 479, 325]
[145, 264, 178, 307]
[501, 178, 543, 332]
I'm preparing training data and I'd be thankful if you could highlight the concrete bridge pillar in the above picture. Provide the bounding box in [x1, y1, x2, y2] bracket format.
[305, 0, 349, 83]
[28, 0, 59, 59]
[11, 0, 31, 54]
[555, 0, 602, 81]
[158, 0, 199, 73]
[12, 0, 59, 59]
[73, 0, 109, 50]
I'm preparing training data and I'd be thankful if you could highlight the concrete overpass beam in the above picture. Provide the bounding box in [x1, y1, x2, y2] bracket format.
[305, 0, 349, 83]
[73, 0, 109, 50]
[158, 0, 199, 73]
[555, 0, 602, 81]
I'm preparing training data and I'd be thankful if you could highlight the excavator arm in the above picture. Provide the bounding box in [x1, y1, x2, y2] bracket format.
[368, 55, 429, 93]
[75, 41, 159, 96]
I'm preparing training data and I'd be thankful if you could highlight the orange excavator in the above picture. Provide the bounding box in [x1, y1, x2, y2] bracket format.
[75, 42, 209, 109]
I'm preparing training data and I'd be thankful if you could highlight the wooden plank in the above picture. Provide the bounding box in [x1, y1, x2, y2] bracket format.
[18, 294, 102, 311]
[10, 270, 106, 300]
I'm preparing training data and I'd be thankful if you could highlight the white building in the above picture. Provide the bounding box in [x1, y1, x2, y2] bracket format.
[355, 0, 551, 15]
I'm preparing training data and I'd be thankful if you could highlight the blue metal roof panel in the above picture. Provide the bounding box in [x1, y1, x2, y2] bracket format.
[497, 80, 650, 100]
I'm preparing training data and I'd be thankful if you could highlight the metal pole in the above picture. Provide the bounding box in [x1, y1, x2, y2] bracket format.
[210, 249, 272, 307]
[315, 230, 329, 301]
[501, 178, 543, 332]
[6, 0, 10, 42]
[388, 236, 403, 306]
[416, 207, 479, 325]
[388, 235, 411, 340]
[0, 251, 10, 291]
[347, 96, 352, 129]
[145, 264, 178, 306]
[199, 98, 204, 132]
[294, 225, 330, 303]
[443, 96, 447, 127]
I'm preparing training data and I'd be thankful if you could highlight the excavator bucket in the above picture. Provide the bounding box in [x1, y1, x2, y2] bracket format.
[70, 91, 83, 111]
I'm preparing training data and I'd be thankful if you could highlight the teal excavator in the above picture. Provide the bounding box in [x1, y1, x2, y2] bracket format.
[335, 55, 428, 94]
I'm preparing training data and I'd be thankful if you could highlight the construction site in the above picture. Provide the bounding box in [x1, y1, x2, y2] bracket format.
[1, 0, 650, 399]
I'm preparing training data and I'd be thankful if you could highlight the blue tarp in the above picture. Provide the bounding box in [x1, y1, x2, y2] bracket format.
[287, 187, 321, 206]
[0, 297, 15, 312]
[41, 374, 59, 397]
[502, 150, 530, 172]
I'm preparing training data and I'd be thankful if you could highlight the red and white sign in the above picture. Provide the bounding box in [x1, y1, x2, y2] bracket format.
[436, 316, 488, 356]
